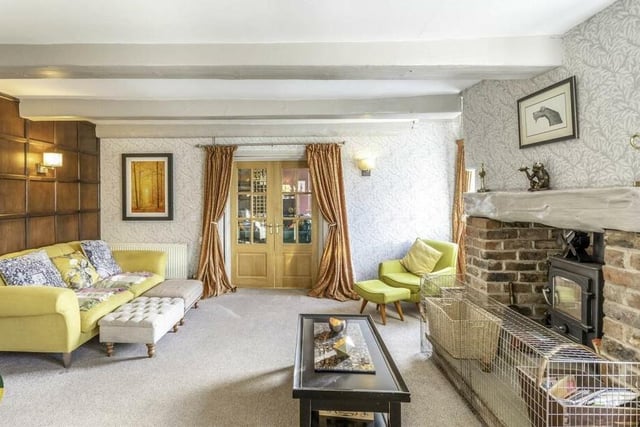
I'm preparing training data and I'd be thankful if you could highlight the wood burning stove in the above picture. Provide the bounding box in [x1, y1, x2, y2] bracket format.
[543, 256, 604, 347]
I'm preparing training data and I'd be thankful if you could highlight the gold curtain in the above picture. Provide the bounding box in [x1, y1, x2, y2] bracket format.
[196, 145, 237, 298]
[452, 139, 469, 277]
[305, 144, 358, 301]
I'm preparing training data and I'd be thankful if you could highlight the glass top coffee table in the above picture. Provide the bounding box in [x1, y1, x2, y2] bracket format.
[293, 314, 410, 427]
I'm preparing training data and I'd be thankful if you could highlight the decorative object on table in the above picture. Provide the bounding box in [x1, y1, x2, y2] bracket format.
[477, 162, 489, 192]
[332, 335, 355, 358]
[518, 162, 550, 191]
[329, 316, 346, 334]
[313, 321, 375, 373]
[122, 153, 173, 220]
[517, 76, 578, 148]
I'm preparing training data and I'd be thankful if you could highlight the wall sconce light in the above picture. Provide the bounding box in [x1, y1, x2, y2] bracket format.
[357, 157, 375, 177]
[36, 152, 63, 174]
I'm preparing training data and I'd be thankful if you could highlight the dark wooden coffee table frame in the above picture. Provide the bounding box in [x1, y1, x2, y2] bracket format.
[293, 313, 410, 427]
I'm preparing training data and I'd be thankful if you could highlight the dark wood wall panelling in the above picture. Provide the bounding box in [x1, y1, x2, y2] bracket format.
[0, 94, 100, 254]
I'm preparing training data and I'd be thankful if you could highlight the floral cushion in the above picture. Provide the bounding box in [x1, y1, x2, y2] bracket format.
[94, 272, 153, 290]
[0, 250, 66, 287]
[80, 240, 122, 279]
[74, 287, 128, 311]
[51, 251, 100, 289]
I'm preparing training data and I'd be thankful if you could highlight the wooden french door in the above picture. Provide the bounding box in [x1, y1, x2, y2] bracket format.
[230, 161, 318, 288]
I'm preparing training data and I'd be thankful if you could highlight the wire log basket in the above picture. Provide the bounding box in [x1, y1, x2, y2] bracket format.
[424, 298, 502, 370]
[420, 275, 640, 427]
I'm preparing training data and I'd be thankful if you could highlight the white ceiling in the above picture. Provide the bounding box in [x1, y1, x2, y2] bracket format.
[0, 0, 618, 137]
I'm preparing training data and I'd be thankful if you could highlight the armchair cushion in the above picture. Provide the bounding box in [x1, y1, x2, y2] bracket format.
[400, 238, 443, 276]
[382, 272, 421, 294]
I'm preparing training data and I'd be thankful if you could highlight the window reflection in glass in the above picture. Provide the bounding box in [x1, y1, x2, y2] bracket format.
[238, 169, 251, 192]
[298, 220, 312, 243]
[237, 194, 250, 217]
[297, 169, 311, 192]
[283, 195, 296, 217]
[253, 220, 267, 244]
[297, 194, 312, 217]
[283, 219, 296, 243]
[237, 221, 251, 244]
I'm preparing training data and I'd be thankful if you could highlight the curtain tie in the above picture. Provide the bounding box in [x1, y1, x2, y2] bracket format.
[328, 223, 337, 227]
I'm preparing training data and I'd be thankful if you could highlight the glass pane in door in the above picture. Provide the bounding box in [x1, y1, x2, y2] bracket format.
[253, 169, 267, 192]
[253, 220, 267, 244]
[237, 220, 251, 244]
[297, 194, 312, 218]
[282, 195, 296, 217]
[238, 169, 251, 192]
[283, 219, 296, 243]
[298, 220, 312, 243]
[237, 194, 250, 217]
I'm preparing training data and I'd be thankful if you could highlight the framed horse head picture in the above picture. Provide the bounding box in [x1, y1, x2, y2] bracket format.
[517, 76, 578, 148]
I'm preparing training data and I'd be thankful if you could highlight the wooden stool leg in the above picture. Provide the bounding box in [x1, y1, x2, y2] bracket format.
[147, 344, 156, 358]
[359, 298, 368, 314]
[106, 343, 114, 357]
[394, 301, 405, 321]
[380, 305, 387, 325]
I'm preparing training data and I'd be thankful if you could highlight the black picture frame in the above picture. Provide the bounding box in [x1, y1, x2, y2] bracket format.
[517, 76, 578, 148]
[122, 153, 173, 221]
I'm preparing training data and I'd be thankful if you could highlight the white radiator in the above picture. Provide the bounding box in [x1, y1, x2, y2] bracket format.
[108, 242, 189, 279]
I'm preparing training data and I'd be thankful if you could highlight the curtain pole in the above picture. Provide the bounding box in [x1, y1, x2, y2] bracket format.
[195, 141, 345, 148]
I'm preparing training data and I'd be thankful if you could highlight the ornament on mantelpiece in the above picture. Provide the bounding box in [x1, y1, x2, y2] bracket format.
[477, 163, 489, 193]
[518, 162, 550, 191]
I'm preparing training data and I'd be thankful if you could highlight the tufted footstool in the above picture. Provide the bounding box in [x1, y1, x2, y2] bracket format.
[142, 279, 203, 325]
[98, 296, 184, 358]
[354, 279, 411, 325]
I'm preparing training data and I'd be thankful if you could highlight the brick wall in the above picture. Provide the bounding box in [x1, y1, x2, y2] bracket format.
[465, 217, 563, 318]
[601, 230, 640, 361]
[466, 217, 640, 361]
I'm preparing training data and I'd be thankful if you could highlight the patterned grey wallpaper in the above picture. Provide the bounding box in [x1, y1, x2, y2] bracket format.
[101, 120, 459, 282]
[464, 0, 640, 191]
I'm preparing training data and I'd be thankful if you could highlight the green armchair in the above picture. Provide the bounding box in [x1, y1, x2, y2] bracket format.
[378, 238, 459, 305]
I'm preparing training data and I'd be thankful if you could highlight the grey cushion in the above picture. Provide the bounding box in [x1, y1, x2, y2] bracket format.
[80, 240, 123, 279]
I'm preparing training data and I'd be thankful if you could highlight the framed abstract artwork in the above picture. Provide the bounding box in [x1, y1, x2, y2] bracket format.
[122, 153, 173, 220]
[517, 76, 578, 148]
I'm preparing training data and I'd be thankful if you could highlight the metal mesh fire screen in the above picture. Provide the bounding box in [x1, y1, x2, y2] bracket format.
[421, 275, 640, 427]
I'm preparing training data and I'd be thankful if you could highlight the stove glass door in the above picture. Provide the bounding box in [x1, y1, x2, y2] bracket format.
[553, 276, 582, 321]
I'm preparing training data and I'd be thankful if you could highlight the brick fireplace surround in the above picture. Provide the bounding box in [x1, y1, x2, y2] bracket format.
[464, 187, 640, 362]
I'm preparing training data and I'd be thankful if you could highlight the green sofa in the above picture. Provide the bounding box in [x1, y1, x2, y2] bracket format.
[0, 241, 166, 367]
[378, 238, 459, 303]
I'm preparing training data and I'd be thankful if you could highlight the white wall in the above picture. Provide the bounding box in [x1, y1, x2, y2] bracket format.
[463, 0, 640, 190]
[101, 120, 459, 282]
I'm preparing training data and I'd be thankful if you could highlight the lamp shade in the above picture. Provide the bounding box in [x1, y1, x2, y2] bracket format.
[357, 157, 375, 171]
[42, 152, 63, 167]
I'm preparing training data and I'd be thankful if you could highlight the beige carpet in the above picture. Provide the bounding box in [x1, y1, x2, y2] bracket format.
[0, 288, 482, 426]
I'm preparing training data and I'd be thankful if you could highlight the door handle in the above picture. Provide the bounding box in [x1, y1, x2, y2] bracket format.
[275, 223, 281, 234]
[267, 223, 273, 234]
